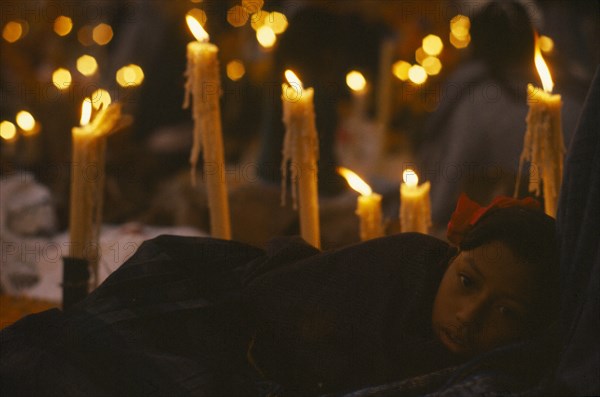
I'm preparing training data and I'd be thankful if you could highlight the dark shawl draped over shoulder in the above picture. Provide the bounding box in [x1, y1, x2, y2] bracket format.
[1, 233, 458, 396]
[243, 233, 459, 395]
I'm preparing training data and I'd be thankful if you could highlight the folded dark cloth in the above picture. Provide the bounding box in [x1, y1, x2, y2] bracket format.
[1, 233, 459, 397]
[244, 233, 460, 395]
[1, 236, 265, 396]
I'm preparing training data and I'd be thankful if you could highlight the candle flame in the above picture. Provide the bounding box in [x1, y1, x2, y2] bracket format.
[338, 167, 372, 196]
[80, 98, 92, 126]
[285, 69, 303, 90]
[534, 36, 554, 93]
[186, 14, 209, 42]
[402, 169, 419, 187]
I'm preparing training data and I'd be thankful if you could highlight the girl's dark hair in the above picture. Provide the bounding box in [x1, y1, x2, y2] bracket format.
[460, 206, 559, 329]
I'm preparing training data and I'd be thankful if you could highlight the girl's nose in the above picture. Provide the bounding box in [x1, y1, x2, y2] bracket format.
[456, 297, 486, 325]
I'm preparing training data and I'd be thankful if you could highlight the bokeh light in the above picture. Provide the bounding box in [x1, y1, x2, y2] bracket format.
[415, 47, 428, 65]
[90, 89, 112, 110]
[116, 64, 145, 87]
[393, 60, 411, 81]
[264, 11, 288, 34]
[422, 56, 442, 75]
[423, 34, 443, 56]
[78, 25, 94, 46]
[227, 5, 249, 27]
[54, 16, 73, 36]
[450, 14, 471, 49]
[408, 65, 428, 85]
[187, 8, 207, 27]
[92, 23, 113, 45]
[250, 10, 268, 31]
[16, 111, 36, 131]
[242, 0, 264, 14]
[450, 15, 470, 39]
[3, 21, 23, 43]
[76, 54, 98, 76]
[52, 68, 72, 90]
[0, 121, 17, 141]
[449, 32, 470, 49]
[227, 60, 246, 81]
[256, 25, 276, 48]
[346, 70, 367, 92]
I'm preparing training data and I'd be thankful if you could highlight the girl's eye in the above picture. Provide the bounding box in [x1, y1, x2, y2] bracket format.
[498, 306, 520, 319]
[459, 273, 474, 289]
[498, 306, 511, 315]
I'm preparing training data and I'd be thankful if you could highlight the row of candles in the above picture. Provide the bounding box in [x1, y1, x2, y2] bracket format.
[68, 14, 563, 284]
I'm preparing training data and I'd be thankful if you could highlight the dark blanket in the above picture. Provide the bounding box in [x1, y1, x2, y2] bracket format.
[244, 233, 459, 395]
[1, 233, 457, 397]
[339, 65, 600, 397]
[550, 65, 600, 395]
[1, 236, 265, 396]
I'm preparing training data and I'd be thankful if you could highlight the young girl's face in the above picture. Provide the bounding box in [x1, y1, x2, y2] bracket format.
[431, 240, 537, 357]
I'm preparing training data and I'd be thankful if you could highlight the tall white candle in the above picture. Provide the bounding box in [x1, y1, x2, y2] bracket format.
[70, 98, 129, 287]
[281, 70, 320, 248]
[400, 169, 431, 234]
[183, 15, 231, 239]
[516, 38, 565, 217]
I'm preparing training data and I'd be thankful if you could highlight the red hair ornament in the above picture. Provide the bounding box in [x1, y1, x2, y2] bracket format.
[447, 194, 540, 246]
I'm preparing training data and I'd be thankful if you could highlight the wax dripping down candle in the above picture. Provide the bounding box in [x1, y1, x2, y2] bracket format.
[183, 14, 231, 239]
[338, 167, 384, 241]
[281, 70, 321, 248]
[516, 35, 565, 218]
[399, 169, 431, 233]
[69, 97, 130, 287]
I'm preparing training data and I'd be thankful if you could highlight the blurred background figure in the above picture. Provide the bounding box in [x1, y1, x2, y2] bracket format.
[415, 0, 590, 230]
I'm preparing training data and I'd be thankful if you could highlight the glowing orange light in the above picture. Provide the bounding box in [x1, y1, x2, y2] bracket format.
[346, 71, 367, 92]
[408, 65, 427, 85]
[0, 121, 17, 140]
[285, 69, 304, 93]
[16, 111, 35, 131]
[256, 25, 276, 48]
[186, 14, 209, 42]
[403, 169, 419, 187]
[534, 37, 554, 93]
[338, 167, 372, 196]
[80, 98, 92, 126]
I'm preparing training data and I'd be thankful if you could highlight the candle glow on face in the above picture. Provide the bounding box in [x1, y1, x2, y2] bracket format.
[403, 169, 419, 187]
[80, 98, 93, 126]
[338, 167, 372, 196]
[534, 38, 554, 93]
[186, 14, 209, 42]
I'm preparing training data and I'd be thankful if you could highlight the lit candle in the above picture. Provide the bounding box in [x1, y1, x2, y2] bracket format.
[400, 169, 431, 233]
[338, 167, 384, 241]
[183, 14, 231, 239]
[281, 70, 320, 248]
[516, 35, 565, 217]
[70, 97, 130, 286]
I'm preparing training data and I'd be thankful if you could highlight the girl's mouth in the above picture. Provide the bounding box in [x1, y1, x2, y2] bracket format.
[439, 328, 467, 352]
